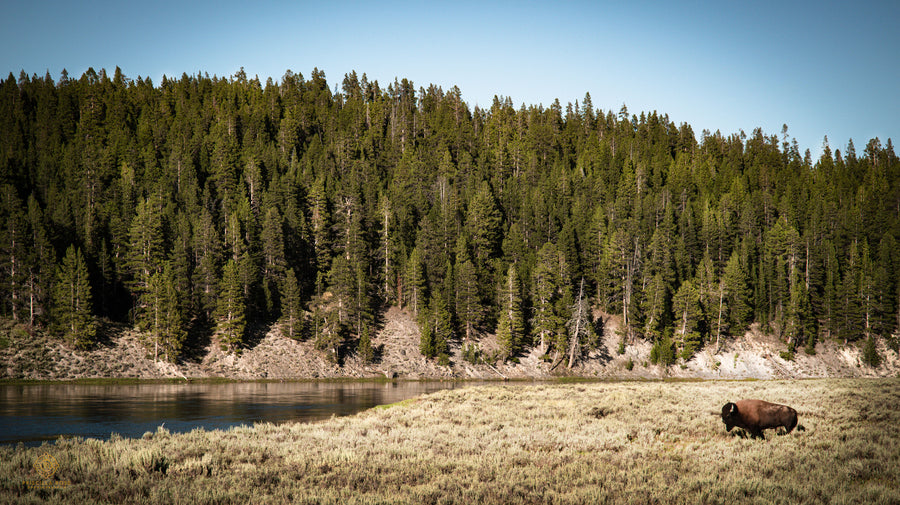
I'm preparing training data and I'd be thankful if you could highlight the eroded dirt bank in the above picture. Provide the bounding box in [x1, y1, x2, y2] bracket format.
[2, 307, 898, 380]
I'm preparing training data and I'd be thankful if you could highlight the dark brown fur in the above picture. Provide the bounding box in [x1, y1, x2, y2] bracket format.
[721, 399, 798, 439]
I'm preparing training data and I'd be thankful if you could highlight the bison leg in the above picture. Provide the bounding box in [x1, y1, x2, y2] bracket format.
[784, 414, 798, 434]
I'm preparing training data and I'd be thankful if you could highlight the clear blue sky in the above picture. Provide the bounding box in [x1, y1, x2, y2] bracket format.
[3, 0, 897, 158]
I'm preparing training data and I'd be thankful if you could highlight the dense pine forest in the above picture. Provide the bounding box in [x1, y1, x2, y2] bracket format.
[1, 67, 898, 367]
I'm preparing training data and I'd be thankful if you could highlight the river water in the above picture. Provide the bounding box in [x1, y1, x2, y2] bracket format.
[0, 380, 491, 447]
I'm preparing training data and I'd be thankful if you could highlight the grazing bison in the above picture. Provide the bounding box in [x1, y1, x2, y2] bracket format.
[721, 399, 799, 439]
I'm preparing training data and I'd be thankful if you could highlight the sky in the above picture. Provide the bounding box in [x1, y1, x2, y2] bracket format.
[2, 0, 898, 159]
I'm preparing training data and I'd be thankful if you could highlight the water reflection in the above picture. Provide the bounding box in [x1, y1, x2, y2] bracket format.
[0, 381, 486, 446]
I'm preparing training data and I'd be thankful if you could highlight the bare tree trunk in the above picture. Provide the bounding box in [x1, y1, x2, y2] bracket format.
[715, 282, 725, 353]
[568, 279, 586, 369]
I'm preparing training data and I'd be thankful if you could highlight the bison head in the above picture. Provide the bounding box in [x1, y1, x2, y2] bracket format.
[721, 402, 738, 431]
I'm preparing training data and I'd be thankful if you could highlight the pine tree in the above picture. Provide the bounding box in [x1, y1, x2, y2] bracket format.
[641, 273, 668, 340]
[496, 263, 525, 360]
[261, 207, 286, 318]
[216, 259, 246, 353]
[466, 181, 501, 274]
[405, 246, 426, 317]
[419, 293, 453, 362]
[722, 249, 752, 334]
[25, 195, 55, 327]
[532, 242, 565, 354]
[566, 278, 595, 368]
[139, 263, 186, 362]
[602, 227, 640, 341]
[672, 279, 702, 360]
[357, 325, 375, 364]
[328, 253, 354, 327]
[280, 268, 302, 339]
[309, 175, 331, 280]
[193, 209, 221, 321]
[127, 194, 165, 297]
[454, 254, 480, 341]
[52, 245, 96, 349]
[0, 186, 29, 322]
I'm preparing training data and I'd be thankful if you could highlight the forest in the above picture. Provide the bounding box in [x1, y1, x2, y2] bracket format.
[1, 67, 898, 368]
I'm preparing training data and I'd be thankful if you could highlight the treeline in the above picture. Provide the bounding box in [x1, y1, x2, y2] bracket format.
[1, 67, 898, 366]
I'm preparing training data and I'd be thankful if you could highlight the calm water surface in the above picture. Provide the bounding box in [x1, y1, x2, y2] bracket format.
[0, 381, 491, 446]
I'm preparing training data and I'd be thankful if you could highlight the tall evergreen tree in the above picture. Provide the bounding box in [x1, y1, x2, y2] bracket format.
[52, 245, 96, 349]
[25, 195, 55, 327]
[532, 241, 565, 354]
[405, 246, 426, 317]
[0, 186, 28, 322]
[216, 259, 246, 353]
[261, 207, 286, 318]
[454, 253, 481, 341]
[419, 292, 453, 362]
[139, 263, 186, 362]
[672, 279, 702, 359]
[496, 263, 525, 360]
[566, 278, 595, 368]
[280, 268, 302, 340]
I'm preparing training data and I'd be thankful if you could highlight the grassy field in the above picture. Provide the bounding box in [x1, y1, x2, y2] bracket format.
[2, 379, 898, 504]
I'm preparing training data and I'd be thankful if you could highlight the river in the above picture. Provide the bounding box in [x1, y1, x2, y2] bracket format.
[0, 380, 493, 446]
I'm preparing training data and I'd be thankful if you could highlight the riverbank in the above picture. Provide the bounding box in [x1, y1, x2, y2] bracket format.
[2, 307, 898, 381]
[2, 379, 898, 504]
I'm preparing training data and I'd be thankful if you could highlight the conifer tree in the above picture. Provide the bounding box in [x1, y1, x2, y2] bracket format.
[193, 209, 221, 321]
[672, 279, 702, 359]
[466, 181, 501, 274]
[52, 245, 96, 349]
[280, 268, 302, 339]
[641, 273, 668, 340]
[0, 186, 28, 322]
[216, 259, 246, 353]
[419, 292, 452, 362]
[532, 242, 565, 354]
[358, 325, 375, 364]
[722, 249, 752, 335]
[496, 263, 525, 360]
[127, 194, 165, 297]
[140, 263, 186, 362]
[405, 246, 426, 317]
[25, 195, 55, 327]
[261, 207, 286, 318]
[566, 278, 595, 368]
[454, 254, 480, 341]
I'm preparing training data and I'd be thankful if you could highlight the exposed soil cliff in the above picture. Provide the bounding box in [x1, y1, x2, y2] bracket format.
[1, 307, 897, 381]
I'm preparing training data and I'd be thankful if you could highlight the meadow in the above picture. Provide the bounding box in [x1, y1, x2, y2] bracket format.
[2, 379, 898, 504]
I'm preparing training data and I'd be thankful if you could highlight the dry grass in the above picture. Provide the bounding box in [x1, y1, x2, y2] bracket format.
[2, 379, 898, 504]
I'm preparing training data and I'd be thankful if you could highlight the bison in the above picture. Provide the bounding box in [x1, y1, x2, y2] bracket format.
[721, 399, 799, 439]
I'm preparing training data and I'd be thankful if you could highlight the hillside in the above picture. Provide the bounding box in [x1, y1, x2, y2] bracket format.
[2, 307, 897, 381]
[2, 69, 899, 385]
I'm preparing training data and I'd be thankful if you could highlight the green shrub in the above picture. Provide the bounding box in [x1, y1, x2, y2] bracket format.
[617, 339, 626, 355]
[463, 342, 482, 364]
[624, 358, 634, 371]
[780, 350, 795, 361]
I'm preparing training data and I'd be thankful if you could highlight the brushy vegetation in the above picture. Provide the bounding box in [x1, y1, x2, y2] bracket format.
[2, 379, 898, 504]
